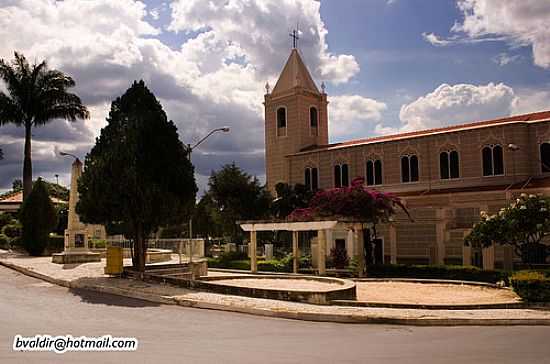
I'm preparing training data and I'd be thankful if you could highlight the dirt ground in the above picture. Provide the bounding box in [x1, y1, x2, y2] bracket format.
[212, 278, 340, 291]
[356, 281, 521, 304]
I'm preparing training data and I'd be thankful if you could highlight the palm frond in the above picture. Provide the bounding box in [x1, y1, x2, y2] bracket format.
[0, 91, 21, 125]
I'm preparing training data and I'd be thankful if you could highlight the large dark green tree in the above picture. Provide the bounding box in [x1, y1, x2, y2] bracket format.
[271, 182, 314, 219]
[19, 178, 57, 256]
[208, 163, 271, 243]
[0, 52, 89, 200]
[77, 81, 197, 274]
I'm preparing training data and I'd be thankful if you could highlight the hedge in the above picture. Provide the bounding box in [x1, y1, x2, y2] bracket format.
[207, 257, 297, 272]
[365, 264, 508, 283]
[0, 234, 9, 249]
[511, 271, 550, 302]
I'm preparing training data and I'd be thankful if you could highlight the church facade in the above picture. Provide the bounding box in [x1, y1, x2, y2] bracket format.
[264, 48, 550, 270]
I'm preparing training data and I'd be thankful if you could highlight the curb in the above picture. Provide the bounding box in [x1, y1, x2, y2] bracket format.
[172, 297, 550, 326]
[3, 260, 550, 326]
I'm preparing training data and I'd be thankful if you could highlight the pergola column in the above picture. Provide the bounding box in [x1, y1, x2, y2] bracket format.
[389, 224, 397, 264]
[354, 225, 365, 277]
[317, 229, 327, 275]
[482, 243, 495, 270]
[249, 231, 257, 273]
[292, 231, 299, 273]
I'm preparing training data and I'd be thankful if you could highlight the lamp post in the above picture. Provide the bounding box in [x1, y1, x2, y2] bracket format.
[55, 174, 59, 185]
[186, 127, 230, 257]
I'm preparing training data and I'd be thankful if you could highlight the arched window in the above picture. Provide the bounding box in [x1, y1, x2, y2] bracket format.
[310, 107, 318, 128]
[541, 143, 550, 172]
[305, 167, 319, 191]
[401, 155, 419, 183]
[276, 107, 286, 136]
[440, 150, 460, 179]
[334, 163, 349, 187]
[482, 145, 504, 176]
[366, 159, 383, 186]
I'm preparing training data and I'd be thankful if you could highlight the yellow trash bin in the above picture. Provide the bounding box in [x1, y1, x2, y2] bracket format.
[104, 246, 123, 275]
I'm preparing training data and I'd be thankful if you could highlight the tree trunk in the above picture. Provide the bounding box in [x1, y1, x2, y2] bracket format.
[22, 122, 33, 201]
[132, 225, 146, 279]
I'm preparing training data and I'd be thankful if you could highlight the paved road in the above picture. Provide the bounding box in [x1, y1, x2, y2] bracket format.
[1, 266, 550, 364]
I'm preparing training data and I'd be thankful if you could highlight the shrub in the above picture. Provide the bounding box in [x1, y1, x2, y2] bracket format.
[365, 264, 508, 283]
[0, 213, 15, 228]
[2, 223, 21, 239]
[207, 257, 250, 270]
[511, 271, 550, 302]
[19, 178, 58, 256]
[329, 247, 349, 269]
[90, 239, 107, 249]
[218, 250, 248, 263]
[0, 234, 10, 249]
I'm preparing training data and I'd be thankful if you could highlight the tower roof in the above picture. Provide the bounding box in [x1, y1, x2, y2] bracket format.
[271, 49, 320, 95]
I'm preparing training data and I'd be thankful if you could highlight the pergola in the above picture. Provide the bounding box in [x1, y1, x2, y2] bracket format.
[239, 218, 370, 276]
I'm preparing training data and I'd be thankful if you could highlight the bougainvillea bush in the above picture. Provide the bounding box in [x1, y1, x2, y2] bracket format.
[288, 177, 410, 225]
[465, 193, 550, 265]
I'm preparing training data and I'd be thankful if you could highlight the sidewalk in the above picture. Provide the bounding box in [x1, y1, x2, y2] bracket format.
[2, 255, 550, 326]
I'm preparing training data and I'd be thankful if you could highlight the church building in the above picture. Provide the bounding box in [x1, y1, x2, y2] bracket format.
[264, 46, 550, 270]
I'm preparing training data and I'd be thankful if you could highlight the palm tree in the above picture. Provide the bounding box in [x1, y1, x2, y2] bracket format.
[0, 52, 89, 200]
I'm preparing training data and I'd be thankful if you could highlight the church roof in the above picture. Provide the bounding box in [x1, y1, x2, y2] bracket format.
[290, 110, 550, 156]
[271, 49, 320, 95]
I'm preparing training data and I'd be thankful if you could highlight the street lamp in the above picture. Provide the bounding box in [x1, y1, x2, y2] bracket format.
[187, 127, 231, 159]
[55, 174, 59, 185]
[59, 151, 80, 162]
[186, 127, 230, 246]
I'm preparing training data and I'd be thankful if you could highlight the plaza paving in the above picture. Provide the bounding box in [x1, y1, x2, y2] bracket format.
[356, 281, 521, 305]
[1, 253, 550, 325]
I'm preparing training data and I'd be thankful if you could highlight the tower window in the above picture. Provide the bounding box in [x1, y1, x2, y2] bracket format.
[541, 143, 550, 172]
[440, 150, 460, 179]
[277, 107, 286, 136]
[334, 163, 349, 187]
[366, 159, 383, 186]
[482, 145, 504, 176]
[310, 107, 318, 127]
[310, 107, 318, 136]
[401, 155, 419, 183]
[305, 167, 319, 191]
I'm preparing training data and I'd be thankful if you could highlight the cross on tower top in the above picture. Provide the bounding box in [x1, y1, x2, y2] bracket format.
[289, 29, 299, 49]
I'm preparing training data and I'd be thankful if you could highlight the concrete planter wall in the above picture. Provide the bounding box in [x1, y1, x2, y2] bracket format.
[193, 275, 356, 305]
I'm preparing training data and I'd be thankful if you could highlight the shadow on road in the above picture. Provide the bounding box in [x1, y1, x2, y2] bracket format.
[69, 287, 161, 308]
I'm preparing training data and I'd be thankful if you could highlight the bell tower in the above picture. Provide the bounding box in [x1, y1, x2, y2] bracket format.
[264, 46, 329, 194]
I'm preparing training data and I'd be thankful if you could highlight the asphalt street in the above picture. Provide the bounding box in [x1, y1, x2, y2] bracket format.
[1, 265, 549, 364]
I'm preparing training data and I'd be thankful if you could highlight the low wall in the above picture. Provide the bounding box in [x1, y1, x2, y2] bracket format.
[91, 248, 172, 263]
[193, 275, 356, 305]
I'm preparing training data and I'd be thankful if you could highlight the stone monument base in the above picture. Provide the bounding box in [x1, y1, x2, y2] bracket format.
[52, 251, 102, 264]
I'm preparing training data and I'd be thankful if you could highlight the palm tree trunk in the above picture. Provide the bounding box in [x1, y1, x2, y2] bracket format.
[22, 122, 32, 200]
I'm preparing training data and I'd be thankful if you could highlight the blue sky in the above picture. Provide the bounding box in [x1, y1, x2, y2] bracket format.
[0, 0, 549, 193]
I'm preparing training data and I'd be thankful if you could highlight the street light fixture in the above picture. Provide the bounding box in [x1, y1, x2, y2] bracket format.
[186, 127, 231, 248]
[59, 151, 80, 162]
[188, 127, 230, 159]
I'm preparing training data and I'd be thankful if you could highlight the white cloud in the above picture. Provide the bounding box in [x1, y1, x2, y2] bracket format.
[492, 52, 522, 66]
[451, 0, 550, 68]
[422, 32, 452, 46]
[329, 95, 387, 140]
[167, 0, 360, 84]
[383, 83, 517, 133]
[512, 88, 550, 115]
